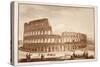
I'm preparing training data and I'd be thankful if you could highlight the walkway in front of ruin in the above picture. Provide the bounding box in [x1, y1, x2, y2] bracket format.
[18, 57, 94, 63]
[18, 58, 72, 63]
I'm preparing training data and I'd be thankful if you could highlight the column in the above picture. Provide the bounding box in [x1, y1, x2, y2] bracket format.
[48, 38, 50, 43]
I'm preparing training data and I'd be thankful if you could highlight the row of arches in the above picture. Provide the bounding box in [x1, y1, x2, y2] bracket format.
[62, 32, 84, 37]
[24, 37, 86, 44]
[26, 45, 65, 52]
[62, 37, 81, 42]
[23, 42, 87, 52]
[24, 30, 52, 36]
[24, 38, 62, 43]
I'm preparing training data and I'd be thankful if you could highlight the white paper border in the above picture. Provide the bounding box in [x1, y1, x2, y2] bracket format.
[12, 1, 98, 66]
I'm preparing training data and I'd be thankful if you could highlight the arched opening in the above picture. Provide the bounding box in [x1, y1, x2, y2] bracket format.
[41, 31, 43, 35]
[41, 39, 43, 43]
[44, 38, 47, 43]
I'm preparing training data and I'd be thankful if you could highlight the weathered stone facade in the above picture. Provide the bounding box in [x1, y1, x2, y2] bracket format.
[22, 18, 87, 52]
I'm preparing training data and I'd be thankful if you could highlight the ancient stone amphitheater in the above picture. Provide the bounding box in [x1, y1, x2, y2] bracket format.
[21, 18, 87, 53]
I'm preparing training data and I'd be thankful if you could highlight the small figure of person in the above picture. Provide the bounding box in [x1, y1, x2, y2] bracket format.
[41, 54, 44, 60]
[26, 53, 32, 62]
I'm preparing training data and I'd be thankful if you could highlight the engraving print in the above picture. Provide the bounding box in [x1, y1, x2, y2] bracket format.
[18, 4, 95, 63]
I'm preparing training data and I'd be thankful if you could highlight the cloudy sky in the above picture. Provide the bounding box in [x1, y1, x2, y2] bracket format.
[18, 3, 95, 40]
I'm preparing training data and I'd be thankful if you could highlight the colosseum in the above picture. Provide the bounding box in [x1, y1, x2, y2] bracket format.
[21, 18, 87, 53]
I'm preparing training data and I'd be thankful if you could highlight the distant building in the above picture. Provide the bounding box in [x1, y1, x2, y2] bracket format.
[21, 18, 87, 52]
